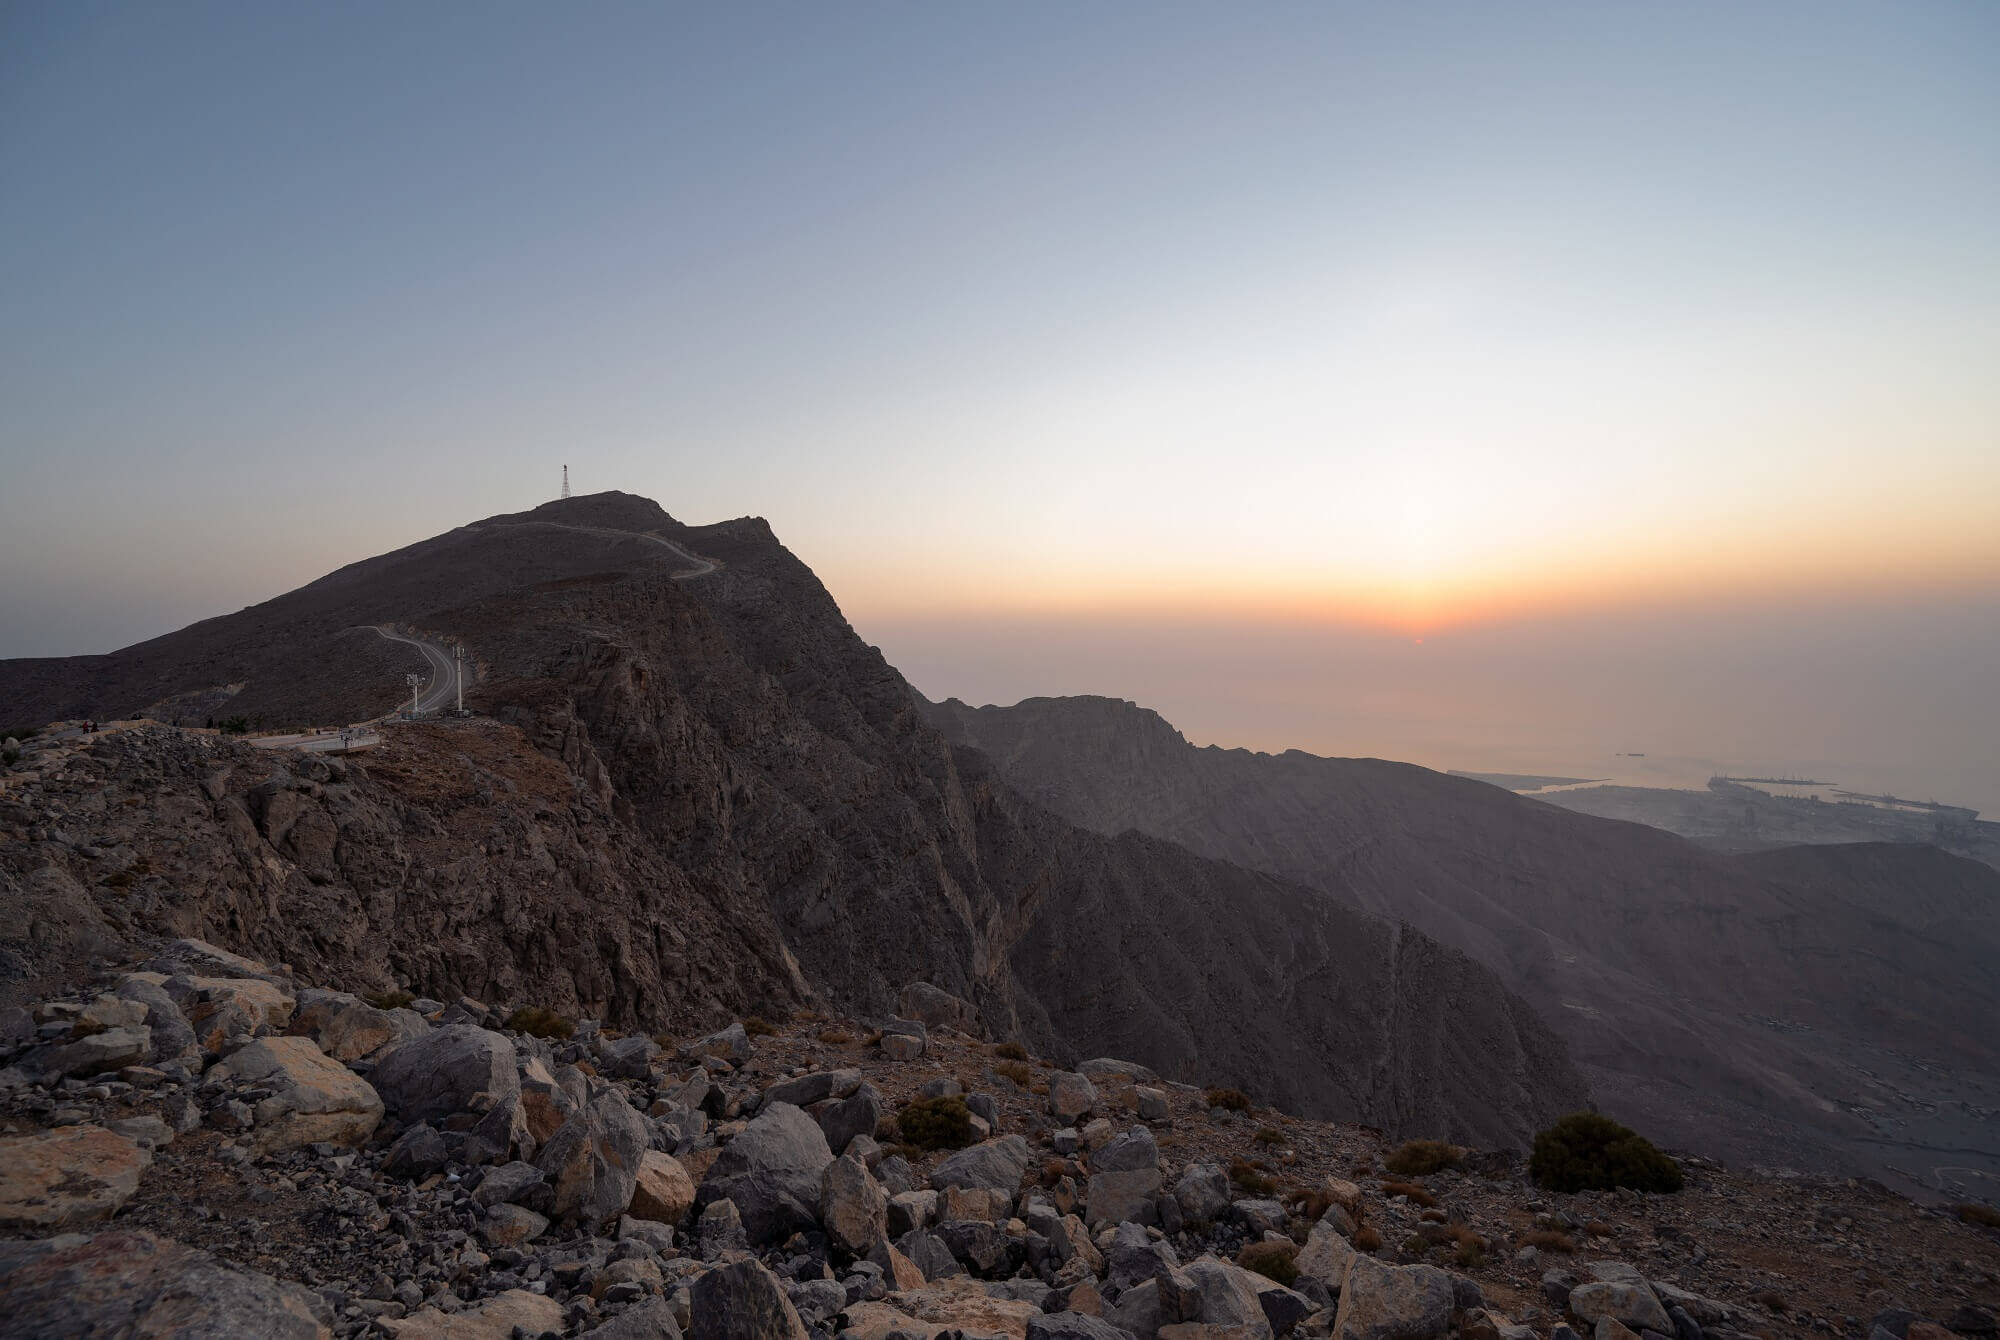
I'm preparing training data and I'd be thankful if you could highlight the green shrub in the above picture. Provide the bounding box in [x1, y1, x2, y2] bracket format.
[367, 989, 415, 1010]
[1384, 1139, 1462, 1176]
[1253, 1126, 1285, 1147]
[898, 1096, 976, 1151]
[219, 716, 251, 734]
[1529, 1112, 1683, 1194]
[506, 1005, 575, 1039]
[1205, 1087, 1251, 1112]
[1235, 1239, 1298, 1286]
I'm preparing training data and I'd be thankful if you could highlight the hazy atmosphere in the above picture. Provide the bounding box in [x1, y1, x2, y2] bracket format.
[7, 4, 2000, 1328]
[5, 1, 1997, 810]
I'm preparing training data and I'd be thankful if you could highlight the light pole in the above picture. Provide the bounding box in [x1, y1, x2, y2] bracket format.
[455, 644, 465, 713]
[406, 673, 422, 718]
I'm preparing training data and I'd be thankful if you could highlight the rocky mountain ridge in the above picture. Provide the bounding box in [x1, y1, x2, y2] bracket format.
[923, 694, 2000, 1200]
[0, 493, 1585, 1146]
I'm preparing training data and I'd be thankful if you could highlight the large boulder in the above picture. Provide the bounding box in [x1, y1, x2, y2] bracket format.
[698, 1101, 834, 1244]
[764, 1068, 861, 1108]
[114, 976, 199, 1061]
[879, 1017, 928, 1061]
[1049, 1072, 1097, 1122]
[371, 1024, 520, 1124]
[690, 1258, 809, 1340]
[319, 1000, 428, 1063]
[1086, 1127, 1161, 1228]
[820, 1152, 888, 1256]
[538, 1092, 652, 1229]
[1030, 1315, 1141, 1340]
[815, 1080, 883, 1156]
[628, 1149, 697, 1224]
[19, 1026, 152, 1082]
[1569, 1282, 1673, 1336]
[0, 1126, 151, 1230]
[1172, 1162, 1231, 1226]
[381, 1288, 564, 1339]
[928, 1134, 1032, 1193]
[179, 977, 294, 1052]
[0, 1230, 325, 1338]
[1333, 1256, 1455, 1340]
[1181, 1256, 1277, 1338]
[1296, 1216, 1358, 1289]
[898, 982, 979, 1034]
[211, 1036, 383, 1153]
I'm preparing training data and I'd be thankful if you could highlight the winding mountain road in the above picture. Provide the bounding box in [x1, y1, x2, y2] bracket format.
[372, 627, 462, 714]
[367, 523, 714, 717]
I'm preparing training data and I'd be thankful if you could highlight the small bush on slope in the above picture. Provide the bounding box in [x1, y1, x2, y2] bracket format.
[1530, 1112, 1683, 1194]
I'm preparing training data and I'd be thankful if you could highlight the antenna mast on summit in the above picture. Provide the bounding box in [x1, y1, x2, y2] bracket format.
[561, 464, 570, 499]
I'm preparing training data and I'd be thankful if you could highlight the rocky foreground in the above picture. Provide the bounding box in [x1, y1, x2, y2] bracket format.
[2, 939, 1997, 1340]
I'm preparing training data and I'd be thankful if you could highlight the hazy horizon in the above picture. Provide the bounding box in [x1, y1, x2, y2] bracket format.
[3, 3, 1995, 812]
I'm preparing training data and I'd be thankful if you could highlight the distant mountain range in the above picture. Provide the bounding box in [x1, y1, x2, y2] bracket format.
[926, 694, 2000, 1196]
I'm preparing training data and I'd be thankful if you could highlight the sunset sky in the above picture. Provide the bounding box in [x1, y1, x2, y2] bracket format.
[3, 3, 1996, 805]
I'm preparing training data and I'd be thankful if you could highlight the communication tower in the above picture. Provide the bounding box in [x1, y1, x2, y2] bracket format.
[561, 464, 571, 499]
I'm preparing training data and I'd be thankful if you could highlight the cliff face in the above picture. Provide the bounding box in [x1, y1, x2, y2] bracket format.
[0, 494, 1589, 1145]
[925, 693, 2000, 1192]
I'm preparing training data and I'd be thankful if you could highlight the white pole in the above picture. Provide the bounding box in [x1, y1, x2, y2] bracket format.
[455, 645, 465, 712]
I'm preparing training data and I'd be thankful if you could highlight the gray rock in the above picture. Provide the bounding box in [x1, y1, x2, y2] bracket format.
[929, 1134, 1032, 1193]
[888, 1189, 938, 1237]
[787, 1278, 847, 1326]
[113, 978, 198, 1061]
[696, 1197, 748, 1259]
[1296, 1216, 1357, 1289]
[600, 1034, 662, 1080]
[1251, 1273, 1318, 1336]
[1232, 1197, 1287, 1235]
[880, 1027, 926, 1062]
[765, 1068, 861, 1108]
[1569, 1281, 1673, 1336]
[1332, 1255, 1455, 1340]
[1092, 1126, 1158, 1173]
[474, 1159, 547, 1207]
[22, 1026, 152, 1082]
[935, 1218, 1020, 1277]
[371, 1024, 520, 1123]
[814, 1081, 883, 1156]
[1029, 1313, 1140, 1340]
[692, 1022, 753, 1064]
[1049, 1071, 1097, 1121]
[898, 981, 979, 1034]
[689, 1257, 808, 1339]
[382, 1122, 450, 1179]
[1106, 1221, 1180, 1292]
[581, 1295, 682, 1338]
[1108, 1279, 1162, 1338]
[820, 1152, 888, 1256]
[539, 1091, 653, 1228]
[1184, 1256, 1277, 1338]
[895, 1228, 964, 1281]
[0, 1229, 323, 1338]
[1086, 1127, 1161, 1227]
[698, 1101, 833, 1244]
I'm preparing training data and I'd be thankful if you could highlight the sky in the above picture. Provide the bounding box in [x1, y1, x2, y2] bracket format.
[3, 3, 1996, 807]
